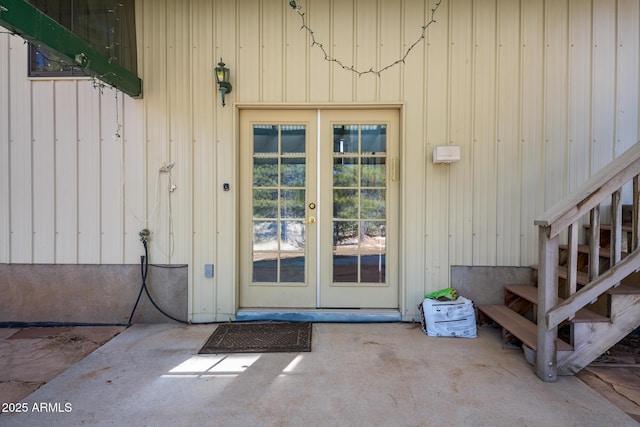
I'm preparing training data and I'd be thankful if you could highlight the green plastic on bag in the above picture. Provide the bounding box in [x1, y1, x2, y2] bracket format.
[425, 287, 458, 301]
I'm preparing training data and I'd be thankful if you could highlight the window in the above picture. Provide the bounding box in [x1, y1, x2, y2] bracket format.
[28, 0, 137, 77]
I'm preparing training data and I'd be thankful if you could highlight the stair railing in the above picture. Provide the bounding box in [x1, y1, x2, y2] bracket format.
[534, 142, 640, 382]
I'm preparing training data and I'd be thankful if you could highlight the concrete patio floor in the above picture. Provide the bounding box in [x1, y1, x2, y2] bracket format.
[0, 323, 638, 426]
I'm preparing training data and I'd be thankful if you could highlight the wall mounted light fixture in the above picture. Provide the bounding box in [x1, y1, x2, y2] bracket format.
[215, 58, 232, 107]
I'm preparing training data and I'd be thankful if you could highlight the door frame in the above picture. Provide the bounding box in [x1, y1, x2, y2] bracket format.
[234, 104, 405, 316]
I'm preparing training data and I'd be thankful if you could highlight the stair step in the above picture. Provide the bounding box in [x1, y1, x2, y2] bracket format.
[559, 244, 607, 257]
[558, 244, 630, 258]
[558, 244, 630, 259]
[608, 284, 640, 295]
[530, 265, 589, 285]
[477, 304, 573, 352]
[584, 223, 633, 232]
[505, 284, 609, 323]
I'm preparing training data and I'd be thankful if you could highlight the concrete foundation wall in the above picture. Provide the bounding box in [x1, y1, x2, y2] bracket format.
[0, 264, 188, 325]
[451, 266, 533, 306]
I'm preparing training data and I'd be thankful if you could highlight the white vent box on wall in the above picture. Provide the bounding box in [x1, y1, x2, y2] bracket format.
[433, 145, 461, 164]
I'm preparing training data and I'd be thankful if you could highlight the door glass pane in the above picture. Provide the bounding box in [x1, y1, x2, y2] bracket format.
[333, 220, 358, 282]
[333, 157, 359, 187]
[333, 254, 358, 282]
[360, 222, 386, 282]
[361, 157, 386, 187]
[281, 158, 306, 187]
[253, 158, 278, 186]
[280, 222, 305, 282]
[253, 221, 278, 251]
[332, 124, 387, 284]
[361, 254, 385, 282]
[360, 189, 386, 219]
[254, 125, 278, 153]
[361, 125, 386, 153]
[280, 254, 305, 282]
[333, 189, 358, 219]
[252, 124, 307, 283]
[281, 190, 305, 218]
[253, 253, 277, 282]
[281, 125, 306, 154]
[333, 221, 358, 251]
[333, 125, 359, 153]
[281, 221, 305, 250]
[253, 189, 278, 218]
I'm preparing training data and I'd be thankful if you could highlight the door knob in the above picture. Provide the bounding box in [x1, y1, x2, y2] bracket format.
[305, 216, 316, 224]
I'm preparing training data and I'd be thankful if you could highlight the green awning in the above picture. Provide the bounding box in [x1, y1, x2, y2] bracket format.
[0, 0, 142, 97]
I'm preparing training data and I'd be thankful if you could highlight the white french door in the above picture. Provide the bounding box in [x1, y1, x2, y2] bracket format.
[239, 109, 399, 309]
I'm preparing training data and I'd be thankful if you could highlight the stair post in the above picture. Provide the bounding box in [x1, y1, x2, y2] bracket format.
[536, 226, 559, 382]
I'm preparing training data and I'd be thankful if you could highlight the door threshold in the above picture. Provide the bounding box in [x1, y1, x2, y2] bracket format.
[235, 309, 402, 323]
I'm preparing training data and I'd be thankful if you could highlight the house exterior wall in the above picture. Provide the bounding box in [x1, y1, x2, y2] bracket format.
[1, 0, 639, 322]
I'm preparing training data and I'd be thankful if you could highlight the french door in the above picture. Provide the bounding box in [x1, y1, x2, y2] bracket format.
[239, 109, 399, 309]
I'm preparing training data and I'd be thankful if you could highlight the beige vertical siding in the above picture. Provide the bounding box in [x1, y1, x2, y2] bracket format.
[7, 33, 32, 263]
[191, 0, 217, 321]
[495, 0, 521, 265]
[424, 0, 452, 294]
[1, 35, 146, 265]
[472, 0, 497, 267]
[54, 81, 78, 263]
[402, 1, 428, 315]
[215, 0, 239, 320]
[519, 0, 545, 263]
[2, 0, 640, 320]
[77, 82, 101, 263]
[617, 0, 640, 159]
[0, 31, 9, 263]
[568, 0, 592, 206]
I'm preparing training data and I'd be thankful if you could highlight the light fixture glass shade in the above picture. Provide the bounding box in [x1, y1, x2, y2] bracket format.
[215, 62, 228, 84]
[215, 58, 232, 106]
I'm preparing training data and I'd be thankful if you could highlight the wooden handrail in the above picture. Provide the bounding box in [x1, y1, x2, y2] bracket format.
[535, 141, 640, 382]
[535, 143, 640, 238]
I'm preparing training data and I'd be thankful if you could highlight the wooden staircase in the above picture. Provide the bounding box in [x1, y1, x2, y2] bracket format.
[478, 281, 640, 375]
[478, 143, 640, 381]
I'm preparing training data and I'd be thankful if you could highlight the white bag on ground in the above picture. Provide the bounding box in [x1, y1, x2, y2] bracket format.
[419, 296, 477, 338]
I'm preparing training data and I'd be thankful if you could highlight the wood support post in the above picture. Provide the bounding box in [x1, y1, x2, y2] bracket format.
[633, 176, 639, 251]
[611, 190, 622, 271]
[567, 222, 578, 297]
[588, 206, 600, 282]
[536, 228, 559, 382]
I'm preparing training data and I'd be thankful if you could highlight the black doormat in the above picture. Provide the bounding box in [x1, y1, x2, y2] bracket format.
[198, 322, 312, 354]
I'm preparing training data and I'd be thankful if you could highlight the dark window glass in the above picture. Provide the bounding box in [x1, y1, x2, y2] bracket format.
[28, 0, 137, 77]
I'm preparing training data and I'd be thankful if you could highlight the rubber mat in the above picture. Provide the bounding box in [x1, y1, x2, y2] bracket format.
[198, 322, 312, 354]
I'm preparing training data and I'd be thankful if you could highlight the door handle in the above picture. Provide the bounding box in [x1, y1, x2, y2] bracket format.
[305, 216, 316, 224]
[392, 157, 399, 182]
